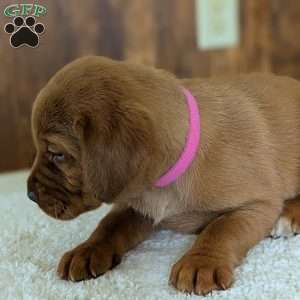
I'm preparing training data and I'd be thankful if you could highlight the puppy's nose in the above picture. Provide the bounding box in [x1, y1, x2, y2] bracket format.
[27, 191, 38, 203]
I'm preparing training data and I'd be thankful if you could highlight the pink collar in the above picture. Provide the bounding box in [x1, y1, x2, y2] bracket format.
[154, 87, 201, 187]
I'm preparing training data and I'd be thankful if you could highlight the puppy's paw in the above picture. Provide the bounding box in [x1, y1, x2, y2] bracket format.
[169, 254, 233, 295]
[271, 198, 300, 238]
[57, 241, 122, 281]
[271, 216, 300, 238]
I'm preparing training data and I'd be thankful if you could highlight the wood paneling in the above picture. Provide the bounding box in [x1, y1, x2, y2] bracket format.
[271, 0, 300, 77]
[0, 0, 299, 171]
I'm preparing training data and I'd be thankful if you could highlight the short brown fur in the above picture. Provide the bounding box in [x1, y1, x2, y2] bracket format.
[28, 56, 300, 295]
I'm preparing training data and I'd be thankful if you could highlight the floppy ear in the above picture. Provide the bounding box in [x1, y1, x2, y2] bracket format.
[74, 105, 155, 202]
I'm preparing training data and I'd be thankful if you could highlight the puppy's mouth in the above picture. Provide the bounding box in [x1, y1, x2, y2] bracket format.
[35, 192, 80, 221]
[33, 185, 102, 221]
[41, 201, 76, 220]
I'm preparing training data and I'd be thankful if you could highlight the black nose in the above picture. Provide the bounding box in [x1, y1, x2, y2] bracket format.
[28, 191, 38, 203]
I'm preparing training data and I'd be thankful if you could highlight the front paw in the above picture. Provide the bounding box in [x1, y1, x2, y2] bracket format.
[169, 253, 233, 295]
[57, 240, 122, 281]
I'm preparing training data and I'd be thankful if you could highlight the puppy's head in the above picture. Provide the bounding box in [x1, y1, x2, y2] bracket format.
[27, 56, 158, 220]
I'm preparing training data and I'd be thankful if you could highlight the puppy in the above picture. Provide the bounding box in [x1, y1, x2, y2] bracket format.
[28, 56, 300, 295]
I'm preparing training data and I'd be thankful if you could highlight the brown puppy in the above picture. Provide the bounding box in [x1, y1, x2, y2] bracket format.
[28, 56, 300, 295]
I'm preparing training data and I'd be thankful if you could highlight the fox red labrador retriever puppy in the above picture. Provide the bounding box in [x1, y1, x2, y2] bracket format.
[28, 56, 300, 295]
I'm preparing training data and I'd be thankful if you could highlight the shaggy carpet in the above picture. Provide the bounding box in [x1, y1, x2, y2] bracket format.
[1, 171, 300, 300]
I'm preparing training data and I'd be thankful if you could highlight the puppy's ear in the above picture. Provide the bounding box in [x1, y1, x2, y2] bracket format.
[74, 106, 155, 202]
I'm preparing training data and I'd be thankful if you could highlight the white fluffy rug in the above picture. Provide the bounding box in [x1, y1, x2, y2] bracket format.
[1, 173, 300, 300]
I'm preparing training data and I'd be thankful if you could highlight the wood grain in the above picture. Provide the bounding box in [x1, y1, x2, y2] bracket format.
[0, 0, 299, 171]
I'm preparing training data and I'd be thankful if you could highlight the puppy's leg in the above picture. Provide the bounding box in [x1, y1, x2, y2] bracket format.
[170, 200, 281, 295]
[271, 195, 300, 238]
[57, 206, 154, 281]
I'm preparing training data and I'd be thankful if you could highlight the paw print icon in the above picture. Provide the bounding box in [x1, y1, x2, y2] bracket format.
[4, 16, 45, 48]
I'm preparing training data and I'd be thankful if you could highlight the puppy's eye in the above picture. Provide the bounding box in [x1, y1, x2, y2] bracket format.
[48, 152, 65, 163]
[54, 153, 65, 162]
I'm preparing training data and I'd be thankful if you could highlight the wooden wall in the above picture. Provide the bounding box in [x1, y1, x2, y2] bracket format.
[0, 0, 300, 172]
